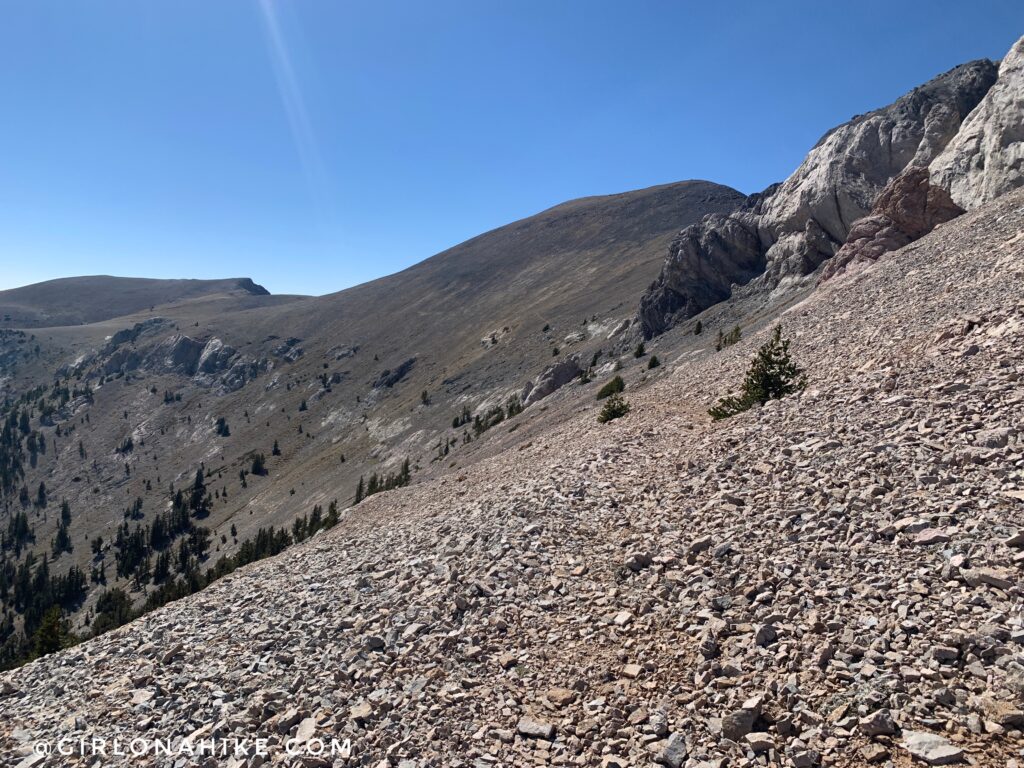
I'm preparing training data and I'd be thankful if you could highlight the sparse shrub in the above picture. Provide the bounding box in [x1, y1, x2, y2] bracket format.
[708, 325, 805, 420]
[715, 326, 742, 351]
[597, 393, 630, 423]
[596, 375, 625, 400]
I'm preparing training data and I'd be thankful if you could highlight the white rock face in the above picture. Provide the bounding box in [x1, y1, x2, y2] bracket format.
[930, 35, 1024, 209]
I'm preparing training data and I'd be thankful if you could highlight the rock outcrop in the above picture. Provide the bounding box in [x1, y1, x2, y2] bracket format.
[373, 357, 416, 389]
[930, 35, 1024, 209]
[91, 332, 266, 393]
[819, 166, 964, 282]
[522, 357, 583, 406]
[639, 58, 998, 338]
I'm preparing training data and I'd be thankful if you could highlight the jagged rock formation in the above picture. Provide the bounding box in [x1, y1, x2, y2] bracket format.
[639, 59, 998, 338]
[931, 35, 1024, 209]
[87, 330, 267, 393]
[522, 357, 583, 406]
[373, 358, 416, 389]
[819, 167, 964, 282]
[4, 189, 1023, 768]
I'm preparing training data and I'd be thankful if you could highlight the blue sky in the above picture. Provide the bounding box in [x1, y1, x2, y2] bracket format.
[1, 1, 1021, 296]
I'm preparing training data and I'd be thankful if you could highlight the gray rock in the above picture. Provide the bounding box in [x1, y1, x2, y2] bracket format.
[721, 708, 757, 741]
[523, 357, 583, 406]
[901, 730, 964, 765]
[517, 716, 555, 740]
[654, 732, 687, 768]
[931, 36, 1024, 209]
[859, 708, 897, 737]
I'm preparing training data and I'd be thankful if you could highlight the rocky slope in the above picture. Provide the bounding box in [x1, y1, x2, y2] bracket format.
[3, 183, 1022, 768]
[637, 58, 1000, 339]
[0, 181, 741, 663]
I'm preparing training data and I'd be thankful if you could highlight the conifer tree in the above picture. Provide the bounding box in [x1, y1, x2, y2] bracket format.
[708, 325, 805, 420]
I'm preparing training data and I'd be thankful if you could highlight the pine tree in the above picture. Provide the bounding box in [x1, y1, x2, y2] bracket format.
[708, 325, 806, 420]
[250, 454, 267, 476]
[597, 393, 630, 423]
[33, 606, 68, 658]
[354, 476, 365, 504]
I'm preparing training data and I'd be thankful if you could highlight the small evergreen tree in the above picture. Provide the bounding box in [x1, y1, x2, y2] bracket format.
[597, 393, 630, 423]
[272, 439, 281, 456]
[708, 325, 805, 420]
[633, 342, 646, 358]
[647, 355, 660, 369]
[694, 320, 703, 335]
[33, 606, 69, 658]
[250, 454, 267, 476]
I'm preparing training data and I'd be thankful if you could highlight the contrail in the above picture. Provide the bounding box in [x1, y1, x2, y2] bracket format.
[257, 0, 331, 218]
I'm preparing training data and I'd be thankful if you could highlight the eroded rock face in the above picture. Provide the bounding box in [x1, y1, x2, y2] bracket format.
[91, 331, 265, 392]
[819, 167, 964, 282]
[930, 35, 1024, 209]
[639, 212, 762, 337]
[522, 357, 582, 406]
[373, 358, 416, 389]
[147, 334, 206, 375]
[638, 59, 997, 338]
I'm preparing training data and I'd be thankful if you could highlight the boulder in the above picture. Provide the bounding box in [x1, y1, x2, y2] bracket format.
[901, 730, 964, 765]
[523, 357, 582, 406]
[517, 716, 555, 740]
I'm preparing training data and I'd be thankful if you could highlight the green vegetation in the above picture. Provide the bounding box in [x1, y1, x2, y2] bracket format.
[354, 459, 411, 503]
[647, 355, 660, 370]
[633, 342, 646, 358]
[597, 393, 630, 423]
[596, 375, 625, 400]
[708, 325, 805, 420]
[715, 325, 742, 351]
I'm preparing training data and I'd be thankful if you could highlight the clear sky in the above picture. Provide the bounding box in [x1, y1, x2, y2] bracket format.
[1, 1, 1021, 296]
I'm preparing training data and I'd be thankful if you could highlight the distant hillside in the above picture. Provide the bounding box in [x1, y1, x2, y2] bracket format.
[0, 178, 743, 667]
[0, 276, 271, 328]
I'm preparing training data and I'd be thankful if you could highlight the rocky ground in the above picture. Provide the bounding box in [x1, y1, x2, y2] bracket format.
[2, 191, 1023, 768]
